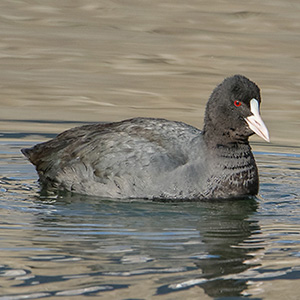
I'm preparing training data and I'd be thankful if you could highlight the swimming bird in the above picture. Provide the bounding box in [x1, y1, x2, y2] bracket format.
[22, 75, 269, 200]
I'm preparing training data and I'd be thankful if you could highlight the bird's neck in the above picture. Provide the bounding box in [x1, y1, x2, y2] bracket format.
[202, 126, 250, 150]
[201, 131, 258, 198]
[212, 142, 253, 161]
[201, 125, 254, 166]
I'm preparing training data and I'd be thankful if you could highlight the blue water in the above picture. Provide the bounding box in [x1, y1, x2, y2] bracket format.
[0, 138, 299, 299]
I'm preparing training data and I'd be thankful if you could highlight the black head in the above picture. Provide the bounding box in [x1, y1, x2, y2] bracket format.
[203, 75, 268, 145]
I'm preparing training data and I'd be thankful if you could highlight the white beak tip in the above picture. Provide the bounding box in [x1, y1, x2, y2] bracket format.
[246, 99, 270, 143]
[265, 135, 270, 143]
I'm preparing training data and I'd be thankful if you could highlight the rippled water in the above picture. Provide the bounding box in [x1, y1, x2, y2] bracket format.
[1, 0, 300, 299]
[1, 139, 300, 299]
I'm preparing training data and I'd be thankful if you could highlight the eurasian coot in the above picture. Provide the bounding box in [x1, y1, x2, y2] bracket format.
[22, 75, 269, 200]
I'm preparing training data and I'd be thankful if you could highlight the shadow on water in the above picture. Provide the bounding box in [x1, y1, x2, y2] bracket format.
[29, 192, 262, 298]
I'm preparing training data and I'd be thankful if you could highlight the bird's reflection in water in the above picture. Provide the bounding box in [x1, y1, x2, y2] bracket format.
[155, 198, 262, 297]
[33, 193, 263, 298]
[193, 199, 262, 297]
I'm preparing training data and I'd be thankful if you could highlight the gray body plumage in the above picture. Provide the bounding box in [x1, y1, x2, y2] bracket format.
[22, 75, 267, 200]
[22, 117, 258, 200]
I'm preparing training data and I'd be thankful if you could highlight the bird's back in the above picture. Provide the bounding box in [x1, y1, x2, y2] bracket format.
[22, 118, 204, 199]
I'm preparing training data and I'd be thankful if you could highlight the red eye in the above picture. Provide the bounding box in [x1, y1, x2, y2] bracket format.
[234, 100, 241, 107]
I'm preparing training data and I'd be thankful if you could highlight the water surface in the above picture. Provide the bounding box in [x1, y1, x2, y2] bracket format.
[1, 0, 300, 299]
[1, 139, 300, 299]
